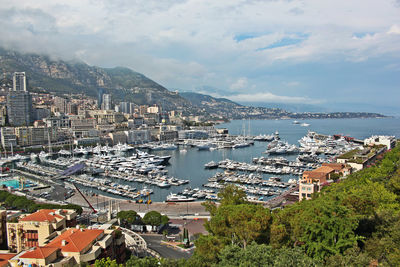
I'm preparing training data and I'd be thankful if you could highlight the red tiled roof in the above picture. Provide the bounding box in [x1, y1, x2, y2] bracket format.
[19, 209, 64, 223]
[322, 163, 345, 171]
[19, 247, 58, 259]
[0, 253, 17, 267]
[314, 166, 335, 174]
[46, 229, 103, 253]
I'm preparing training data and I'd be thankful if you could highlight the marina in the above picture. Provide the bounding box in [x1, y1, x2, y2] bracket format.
[1, 118, 400, 203]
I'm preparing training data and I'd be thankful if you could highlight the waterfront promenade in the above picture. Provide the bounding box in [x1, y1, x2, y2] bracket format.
[67, 191, 210, 217]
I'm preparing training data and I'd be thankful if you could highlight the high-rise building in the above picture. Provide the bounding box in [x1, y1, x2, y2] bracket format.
[101, 94, 112, 110]
[54, 96, 67, 113]
[7, 91, 33, 126]
[12, 72, 27, 91]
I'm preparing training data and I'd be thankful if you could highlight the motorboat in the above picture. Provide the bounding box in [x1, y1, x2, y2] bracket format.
[166, 193, 196, 202]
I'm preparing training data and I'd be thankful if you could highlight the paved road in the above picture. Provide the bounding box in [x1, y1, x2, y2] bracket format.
[141, 234, 193, 259]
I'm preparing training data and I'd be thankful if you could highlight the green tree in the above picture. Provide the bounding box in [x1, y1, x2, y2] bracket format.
[94, 257, 121, 267]
[142, 211, 168, 231]
[205, 204, 271, 248]
[217, 184, 247, 206]
[117, 210, 139, 227]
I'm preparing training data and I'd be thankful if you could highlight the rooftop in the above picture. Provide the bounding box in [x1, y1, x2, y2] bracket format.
[46, 228, 103, 253]
[19, 247, 58, 259]
[19, 209, 64, 223]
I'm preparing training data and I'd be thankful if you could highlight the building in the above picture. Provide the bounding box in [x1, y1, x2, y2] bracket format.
[108, 131, 127, 145]
[7, 209, 77, 253]
[364, 135, 396, 150]
[54, 97, 67, 113]
[0, 253, 17, 267]
[12, 72, 26, 92]
[15, 127, 58, 147]
[147, 105, 160, 114]
[0, 127, 17, 149]
[89, 110, 125, 125]
[43, 114, 70, 128]
[70, 118, 96, 138]
[101, 94, 112, 110]
[337, 145, 387, 171]
[299, 163, 350, 201]
[6, 91, 33, 126]
[125, 129, 151, 144]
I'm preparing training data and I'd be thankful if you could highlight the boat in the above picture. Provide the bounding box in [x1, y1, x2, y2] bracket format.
[204, 161, 218, 169]
[293, 120, 300, 124]
[166, 193, 196, 202]
[157, 181, 171, 188]
[301, 123, 310, 127]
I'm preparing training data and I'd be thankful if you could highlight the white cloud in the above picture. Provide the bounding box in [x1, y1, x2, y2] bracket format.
[0, 0, 399, 105]
[387, 24, 400, 35]
[230, 77, 248, 91]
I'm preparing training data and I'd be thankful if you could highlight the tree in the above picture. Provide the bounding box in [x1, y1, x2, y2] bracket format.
[217, 184, 247, 206]
[205, 204, 271, 248]
[192, 235, 226, 265]
[142, 211, 168, 231]
[94, 257, 121, 267]
[117, 210, 139, 227]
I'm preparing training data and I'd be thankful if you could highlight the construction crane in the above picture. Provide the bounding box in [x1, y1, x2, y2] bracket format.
[73, 183, 97, 214]
[56, 163, 97, 214]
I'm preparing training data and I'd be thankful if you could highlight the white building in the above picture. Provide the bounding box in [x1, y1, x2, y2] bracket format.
[364, 135, 396, 150]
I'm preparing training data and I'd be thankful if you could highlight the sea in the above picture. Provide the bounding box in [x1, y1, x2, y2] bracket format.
[105, 117, 400, 202]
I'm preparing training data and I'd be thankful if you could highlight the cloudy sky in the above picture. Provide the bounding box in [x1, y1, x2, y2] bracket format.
[1, 0, 400, 113]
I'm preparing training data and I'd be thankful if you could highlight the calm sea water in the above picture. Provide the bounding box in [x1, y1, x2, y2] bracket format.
[143, 117, 400, 202]
[72, 118, 400, 202]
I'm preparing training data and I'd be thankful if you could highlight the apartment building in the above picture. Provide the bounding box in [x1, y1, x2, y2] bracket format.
[7, 209, 77, 253]
[299, 163, 350, 201]
[8, 227, 125, 267]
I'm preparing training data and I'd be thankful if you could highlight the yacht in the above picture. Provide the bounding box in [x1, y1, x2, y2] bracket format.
[166, 193, 196, 202]
[157, 181, 171, 188]
[301, 123, 310, 127]
[204, 161, 218, 169]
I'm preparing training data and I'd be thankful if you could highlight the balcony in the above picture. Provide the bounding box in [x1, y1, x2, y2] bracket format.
[98, 234, 112, 248]
[80, 245, 102, 262]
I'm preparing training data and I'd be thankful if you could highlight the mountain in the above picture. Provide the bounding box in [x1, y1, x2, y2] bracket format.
[0, 48, 191, 111]
[180, 92, 244, 119]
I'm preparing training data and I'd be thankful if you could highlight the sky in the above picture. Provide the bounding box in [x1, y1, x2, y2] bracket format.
[0, 0, 400, 114]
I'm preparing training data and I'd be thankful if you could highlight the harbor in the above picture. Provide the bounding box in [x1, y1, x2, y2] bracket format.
[2, 117, 390, 205]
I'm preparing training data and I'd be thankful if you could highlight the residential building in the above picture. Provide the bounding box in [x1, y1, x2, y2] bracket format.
[0, 128, 17, 149]
[70, 118, 96, 138]
[364, 135, 396, 150]
[125, 130, 151, 144]
[101, 94, 112, 110]
[299, 163, 349, 201]
[337, 145, 387, 171]
[8, 227, 125, 267]
[0, 253, 17, 267]
[43, 114, 70, 128]
[12, 72, 26, 92]
[7, 209, 77, 253]
[147, 105, 159, 114]
[15, 127, 58, 147]
[54, 97, 67, 113]
[6, 91, 33, 126]
[89, 110, 125, 125]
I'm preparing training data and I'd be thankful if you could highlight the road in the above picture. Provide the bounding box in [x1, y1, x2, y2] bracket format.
[141, 234, 193, 259]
